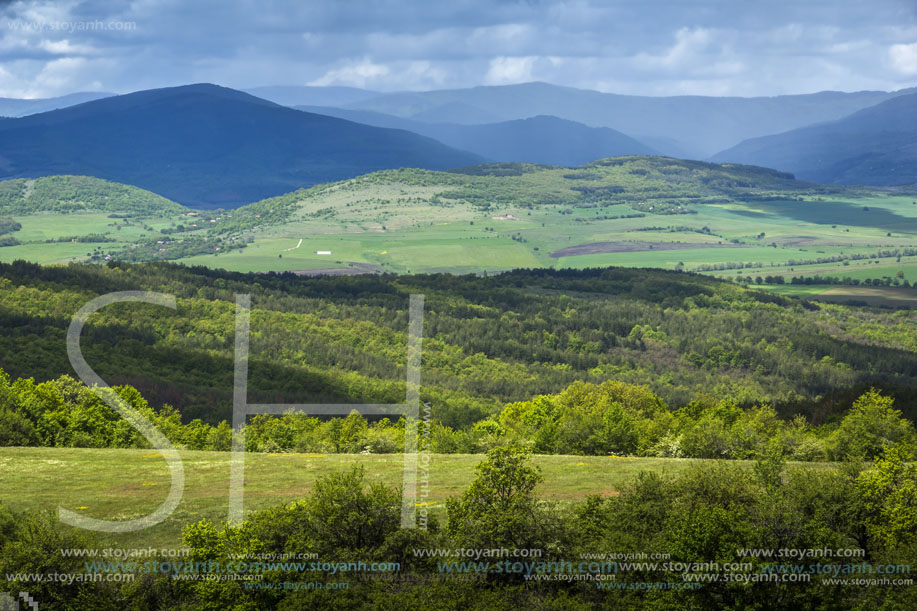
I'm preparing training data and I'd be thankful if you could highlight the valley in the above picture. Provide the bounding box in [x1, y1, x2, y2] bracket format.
[2, 3, 916, 608]
[2, 160, 916, 300]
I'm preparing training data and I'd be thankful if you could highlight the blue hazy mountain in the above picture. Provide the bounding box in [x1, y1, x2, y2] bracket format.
[0, 92, 114, 117]
[296, 105, 657, 165]
[244, 85, 381, 107]
[712, 92, 917, 186]
[343, 81, 914, 158]
[0, 84, 484, 208]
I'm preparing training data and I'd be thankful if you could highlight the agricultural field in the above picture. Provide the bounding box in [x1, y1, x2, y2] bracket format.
[754, 284, 917, 307]
[3, 160, 916, 292]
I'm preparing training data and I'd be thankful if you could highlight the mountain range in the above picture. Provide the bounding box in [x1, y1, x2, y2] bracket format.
[339, 81, 914, 158]
[0, 80, 913, 208]
[712, 92, 917, 186]
[7, 82, 911, 159]
[295, 106, 657, 165]
[0, 92, 114, 118]
[0, 84, 482, 208]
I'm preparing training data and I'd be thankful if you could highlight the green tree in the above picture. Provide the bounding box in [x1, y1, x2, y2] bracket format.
[298, 464, 400, 557]
[829, 389, 916, 460]
[856, 446, 917, 549]
[338, 409, 369, 452]
[446, 444, 548, 550]
[0, 510, 120, 610]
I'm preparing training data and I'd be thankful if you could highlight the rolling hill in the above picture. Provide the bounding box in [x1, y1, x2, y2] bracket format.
[1, 158, 916, 296]
[295, 107, 657, 165]
[0, 84, 483, 208]
[344, 82, 915, 158]
[711, 93, 917, 186]
[0, 175, 187, 215]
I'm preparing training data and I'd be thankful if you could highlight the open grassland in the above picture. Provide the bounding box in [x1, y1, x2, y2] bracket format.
[2, 162, 917, 289]
[754, 283, 917, 307]
[181, 188, 917, 282]
[0, 446, 836, 548]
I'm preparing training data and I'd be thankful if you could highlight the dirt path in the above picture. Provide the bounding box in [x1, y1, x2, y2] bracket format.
[282, 238, 303, 252]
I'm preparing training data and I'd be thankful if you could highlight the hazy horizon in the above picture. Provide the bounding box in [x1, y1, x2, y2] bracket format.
[5, 78, 917, 102]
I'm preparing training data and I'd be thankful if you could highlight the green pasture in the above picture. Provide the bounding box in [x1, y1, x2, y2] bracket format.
[4, 168, 917, 278]
[0, 446, 835, 549]
[751, 284, 917, 307]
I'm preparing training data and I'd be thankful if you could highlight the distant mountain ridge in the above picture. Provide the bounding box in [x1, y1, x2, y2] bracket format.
[0, 84, 483, 208]
[342, 82, 915, 158]
[5, 83, 913, 160]
[712, 92, 917, 186]
[0, 92, 114, 117]
[295, 106, 657, 165]
[244, 85, 381, 107]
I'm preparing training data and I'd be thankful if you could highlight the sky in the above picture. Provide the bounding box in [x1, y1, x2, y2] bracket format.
[0, 0, 915, 99]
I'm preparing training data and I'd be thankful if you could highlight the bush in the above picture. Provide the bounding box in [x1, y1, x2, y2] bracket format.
[446, 444, 550, 551]
[300, 465, 401, 556]
[0, 510, 120, 610]
[828, 389, 916, 460]
[0, 406, 37, 446]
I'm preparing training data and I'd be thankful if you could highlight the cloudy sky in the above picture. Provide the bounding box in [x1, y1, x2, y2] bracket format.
[0, 0, 915, 98]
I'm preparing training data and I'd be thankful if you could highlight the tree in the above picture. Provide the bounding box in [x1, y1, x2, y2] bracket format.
[446, 444, 548, 550]
[298, 464, 400, 556]
[856, 446, 917, 549]
[338, 409, 369, 452]
[600, 402, 638, 454]
[829, 389, 916, 460]
[0, 509, 120, 610]
[753, 441, 787, 491]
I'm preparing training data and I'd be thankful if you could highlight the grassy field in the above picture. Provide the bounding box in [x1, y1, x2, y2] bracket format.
[0, 212, 190, 264]
[0, 446, 836, 549]
[3, 161, 917, 288]
[168, 187, 917, 282]
[752, 283, 917, 307]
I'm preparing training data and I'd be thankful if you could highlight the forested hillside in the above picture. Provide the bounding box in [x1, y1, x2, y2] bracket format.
[2, 260, 916, 433]
[713, 92, 917, 186]
[0, 175, 187, 216]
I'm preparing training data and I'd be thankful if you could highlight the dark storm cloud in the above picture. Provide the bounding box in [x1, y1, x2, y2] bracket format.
[0, 0, 914, 97]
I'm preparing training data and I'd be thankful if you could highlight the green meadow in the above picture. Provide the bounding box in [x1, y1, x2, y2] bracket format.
[756, 283, 917, 307]
[0, 446, 834, 549]
[2, 163, 916, 291]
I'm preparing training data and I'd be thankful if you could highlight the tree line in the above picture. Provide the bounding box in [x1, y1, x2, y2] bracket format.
[2, 368, 913, 463]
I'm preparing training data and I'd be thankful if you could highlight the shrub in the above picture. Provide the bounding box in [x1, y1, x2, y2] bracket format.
[828, 389, 916, 460]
